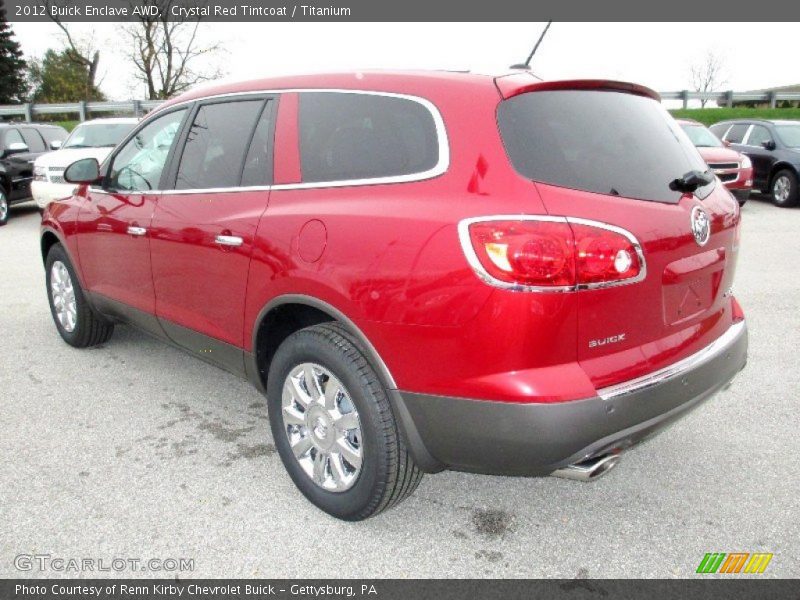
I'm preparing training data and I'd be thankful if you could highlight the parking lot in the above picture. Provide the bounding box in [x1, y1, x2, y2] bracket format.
[0, 197, 798, 578]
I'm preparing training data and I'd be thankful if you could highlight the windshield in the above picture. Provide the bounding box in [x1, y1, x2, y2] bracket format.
[498, 90, 714, 203]
[680, 123, 723, 148]
[63, 122, 136, 149]
[775, 124, 800, 148]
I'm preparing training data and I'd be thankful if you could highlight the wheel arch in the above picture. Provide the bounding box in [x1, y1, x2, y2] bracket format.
[768, 162, 800, 187]
[247, 294, 442, 473]
[248, 294, 397, 393]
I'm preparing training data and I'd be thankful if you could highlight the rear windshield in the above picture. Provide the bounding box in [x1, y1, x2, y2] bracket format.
[498, 90, 713, 203]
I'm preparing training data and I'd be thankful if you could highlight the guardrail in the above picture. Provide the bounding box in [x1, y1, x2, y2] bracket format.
[0, 99, 164, 121]
[660, 90, 800, 109]
[1, 90, 800, 121]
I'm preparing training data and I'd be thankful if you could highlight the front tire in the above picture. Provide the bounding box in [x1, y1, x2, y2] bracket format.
[771, 169, 799, 207]
[267, 323, 422, 520]
[0, 191, 8, 226]
[46, 243, 114, 347]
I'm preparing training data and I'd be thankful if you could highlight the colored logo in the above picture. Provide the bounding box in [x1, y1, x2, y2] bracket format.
[696, 552, 773, 574]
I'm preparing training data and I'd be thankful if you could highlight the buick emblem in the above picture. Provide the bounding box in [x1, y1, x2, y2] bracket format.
[690, 206, 710, 246]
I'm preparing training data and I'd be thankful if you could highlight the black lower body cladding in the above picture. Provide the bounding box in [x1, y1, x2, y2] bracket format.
[394, 322, 748, 476]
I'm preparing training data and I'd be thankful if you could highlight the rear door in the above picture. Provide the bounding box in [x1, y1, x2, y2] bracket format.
[497, 89, 741, 388]
[149, 95, 276, 369]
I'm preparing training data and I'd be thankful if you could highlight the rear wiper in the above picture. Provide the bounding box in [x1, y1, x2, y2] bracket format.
[669, 170, 715, 193]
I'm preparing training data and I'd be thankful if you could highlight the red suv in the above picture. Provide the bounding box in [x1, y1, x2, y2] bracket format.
[677, 119, 753, 206]
[41, 72, 748, 520]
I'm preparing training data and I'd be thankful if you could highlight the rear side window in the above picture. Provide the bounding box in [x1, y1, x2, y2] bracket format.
[4, 129, 24, 147]
[497, 90, 712, 203]
[20, 129, 46, 152]
[709, 123, 729, 139]
[175, 99, 264, 190]
[299, 92, 439, 183]
[724, 124, 749, 144]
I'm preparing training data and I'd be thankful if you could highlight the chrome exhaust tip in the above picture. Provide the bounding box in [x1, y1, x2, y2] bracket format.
[551, 453, 621, 482]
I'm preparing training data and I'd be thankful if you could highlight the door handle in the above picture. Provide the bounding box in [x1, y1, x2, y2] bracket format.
[215, 235, 243, 247]
[127, 226, 147, 237]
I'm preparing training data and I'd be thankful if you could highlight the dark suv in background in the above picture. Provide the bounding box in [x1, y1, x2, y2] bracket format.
[0, 122, 68, 226]
[710, 119, 800, 207]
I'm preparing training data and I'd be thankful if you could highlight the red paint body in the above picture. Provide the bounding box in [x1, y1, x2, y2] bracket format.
[42, 71, 745, 405]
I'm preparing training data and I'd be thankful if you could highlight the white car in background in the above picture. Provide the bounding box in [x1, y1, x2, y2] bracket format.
[32, 117, 138, 210]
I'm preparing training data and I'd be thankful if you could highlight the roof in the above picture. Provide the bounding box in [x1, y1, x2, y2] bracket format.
[161, 70, 502, 110]
[159, 69, 659, 111]
[75, 117, 139, 125]
[710, 118, 800, 126]
[0, 122, 65, 128]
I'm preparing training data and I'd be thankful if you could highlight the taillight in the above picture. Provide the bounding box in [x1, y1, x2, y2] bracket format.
[459, 216, 644, 291]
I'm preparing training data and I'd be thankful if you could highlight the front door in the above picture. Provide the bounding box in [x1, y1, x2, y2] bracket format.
[75, 108, 188, 317]
[740, 124, 775, 190]
[149, 96, 275, 368]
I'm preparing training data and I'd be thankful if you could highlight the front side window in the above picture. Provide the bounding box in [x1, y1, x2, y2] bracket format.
[108, 109, 186, 192]
[39, 127, 67, 147]
[725, 124, 749, 144]
[298, 92, 439, 183]
[746, 125, 773, 148]
[175, 99, 265, 190]
[498, 90, 712, 204]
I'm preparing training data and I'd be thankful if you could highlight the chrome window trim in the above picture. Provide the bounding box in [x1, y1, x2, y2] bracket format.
[108, 88, 449, 196]
[598, 320, 746, 401]
[457, 214, 647, 293]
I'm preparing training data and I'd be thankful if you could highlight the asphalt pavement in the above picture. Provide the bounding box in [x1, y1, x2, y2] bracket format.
[1, 198, 798, 578]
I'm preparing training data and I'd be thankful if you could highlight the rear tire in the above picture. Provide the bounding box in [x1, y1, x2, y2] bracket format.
[0, 191, 8, 226]
[45, 243, 114, 347]
[267, 322, 422, 520]
[770, 169, 799, 207]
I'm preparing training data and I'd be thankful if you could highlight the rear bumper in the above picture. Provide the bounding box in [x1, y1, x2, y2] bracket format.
[394, 320, 747, 476]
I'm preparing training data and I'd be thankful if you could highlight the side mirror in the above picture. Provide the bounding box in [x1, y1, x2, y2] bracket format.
[5, 142, 29, 157]
[722, 140, 732, 147]
[64, 158, 101, 185]
[49, 140, 63, 150]
[762, 140, 776, 151]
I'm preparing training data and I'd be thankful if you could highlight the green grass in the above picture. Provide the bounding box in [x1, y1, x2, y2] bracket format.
[52, 120, 79, 132]
[669, 108, 800, 126]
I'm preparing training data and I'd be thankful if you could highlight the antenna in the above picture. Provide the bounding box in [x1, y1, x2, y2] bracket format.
[510, 21, 553, 70]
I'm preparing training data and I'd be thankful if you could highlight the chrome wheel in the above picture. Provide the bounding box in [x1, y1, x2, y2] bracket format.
[50, 261, 77, 332]
[774, 175, 791, 203]
[282, 363, 362, 492]
[0, 194, 7, 222]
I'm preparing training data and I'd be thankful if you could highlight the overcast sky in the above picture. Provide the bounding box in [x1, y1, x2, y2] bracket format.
[10, 21, 800, 104]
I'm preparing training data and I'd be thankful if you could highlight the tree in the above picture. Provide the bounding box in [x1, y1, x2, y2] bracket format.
[0, 5, 28, 103]
[690, 51, 727, 108]
[43, 0, 102, 101]
[124, 0, 223, 100]
[29, 49, 105, 103]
